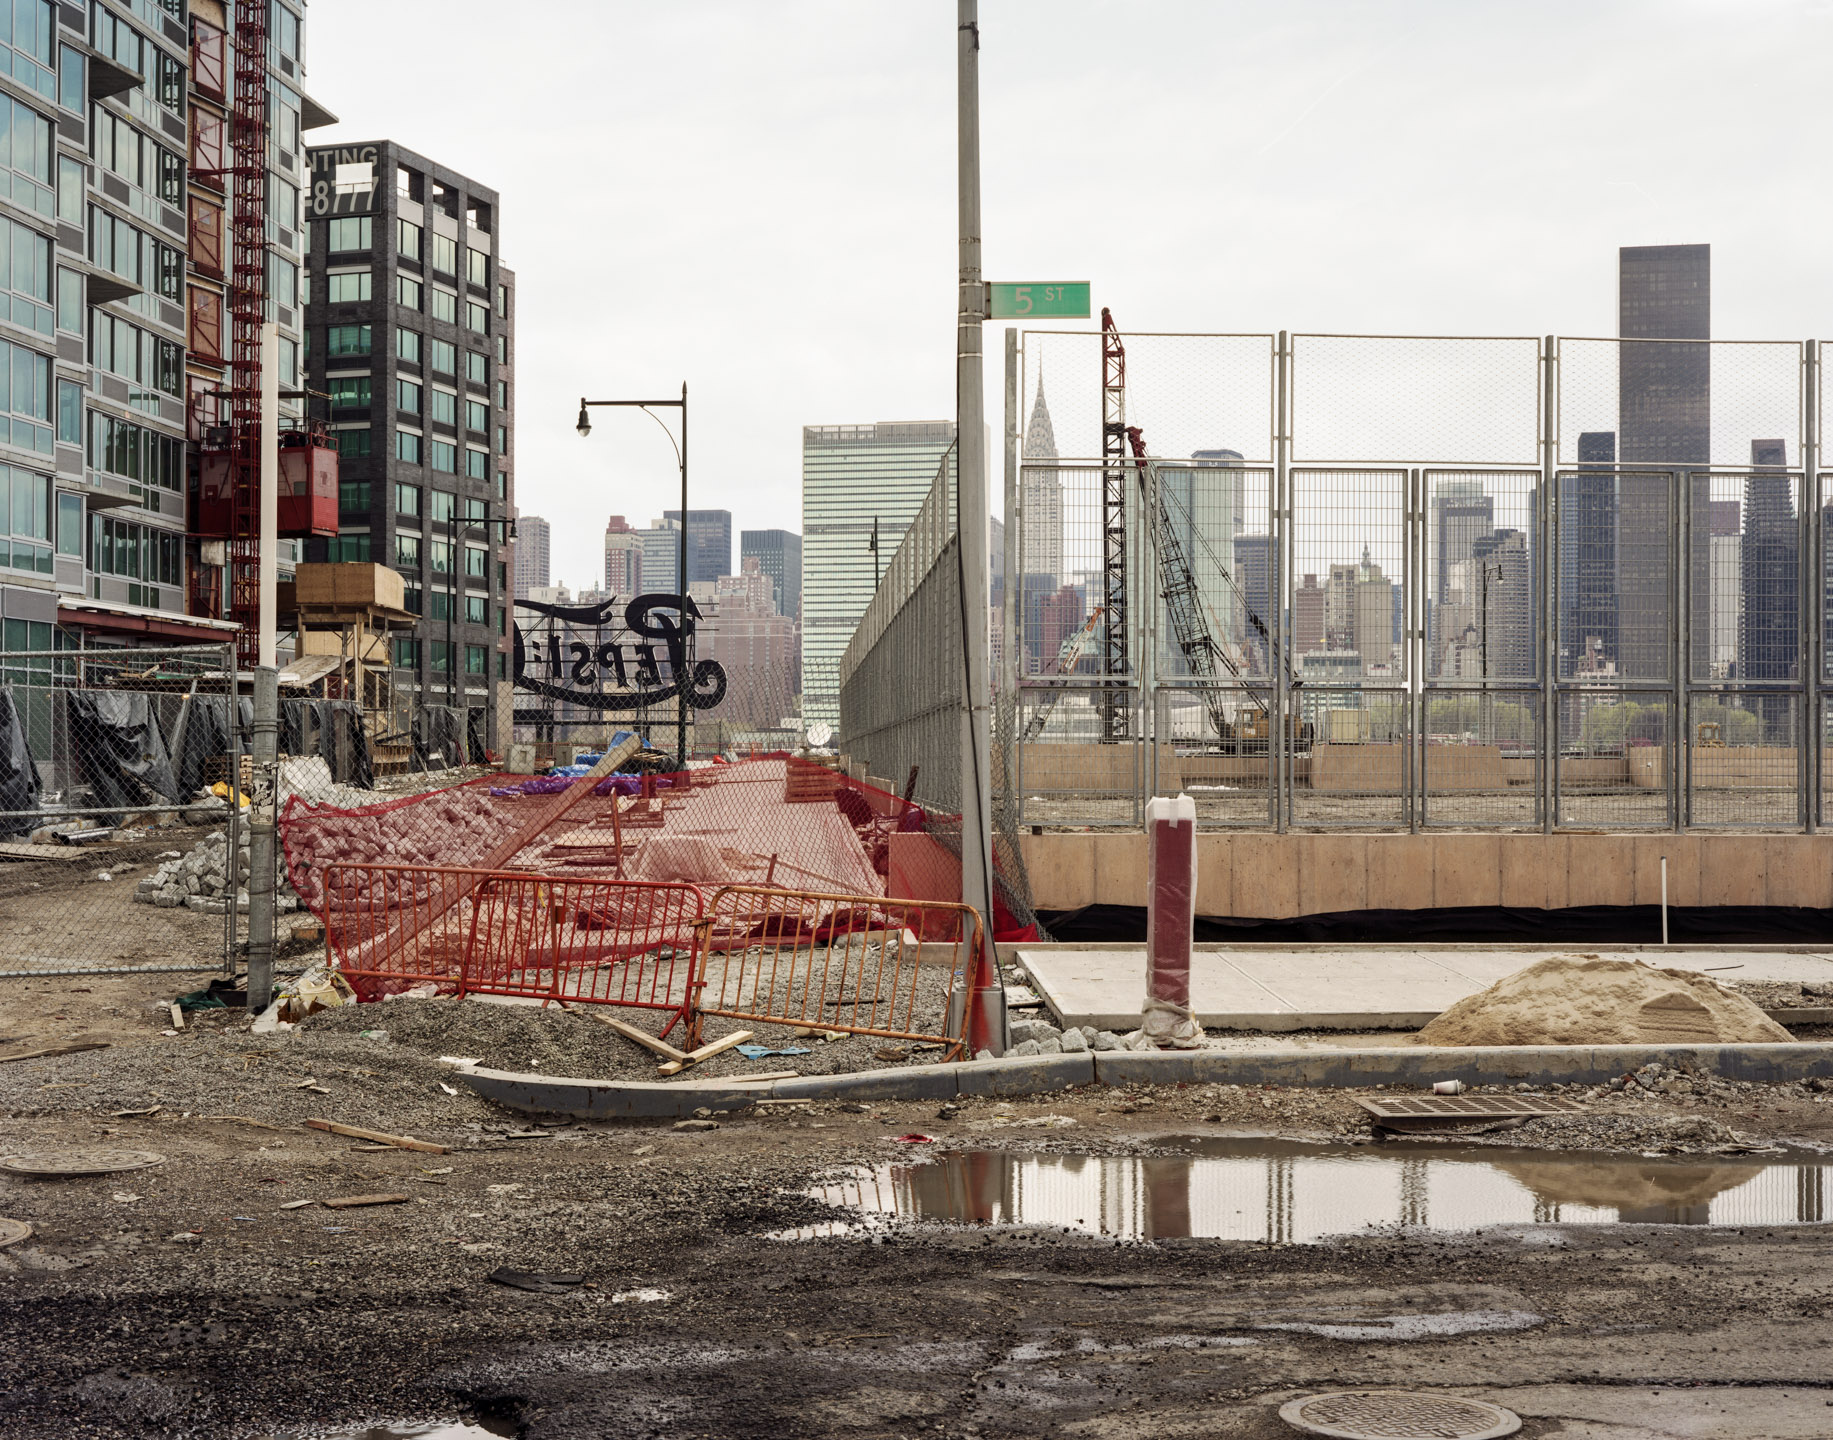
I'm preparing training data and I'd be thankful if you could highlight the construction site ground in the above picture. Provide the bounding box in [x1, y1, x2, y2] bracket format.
[3, 975, 1833, 1438]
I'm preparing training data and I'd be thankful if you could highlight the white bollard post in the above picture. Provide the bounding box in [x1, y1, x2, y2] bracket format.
[1140, 793, 1205, 1049]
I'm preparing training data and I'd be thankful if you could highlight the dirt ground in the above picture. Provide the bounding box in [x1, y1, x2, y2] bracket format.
[4, 975, 1833, 1439]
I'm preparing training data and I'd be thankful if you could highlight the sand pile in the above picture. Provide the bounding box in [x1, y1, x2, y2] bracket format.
[1414, 954, 1794, 1047]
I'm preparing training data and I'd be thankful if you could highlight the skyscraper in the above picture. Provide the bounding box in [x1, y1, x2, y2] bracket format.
[740, 529, 802, 621]
[1020, 376, 1062, 584]
[1161, 449, 1245, 674]
[636, 517, 680, 594]
[1742, 439, 1798, 739]
[1231, 533, 1274, 673]
[1708, 499, 1741, 680]
[1618, 243, 1709, 681]
[1470, 528, 1533, 680]
[801, 421, 956, 728]
[663, 509, 733, 586]
[1562, 431, 1619, 674]
[515, 515, 550, 599]
[603, 515, 642, 593]
[1294, 575, 1326, 654]
[1430, 477, 1493, 673]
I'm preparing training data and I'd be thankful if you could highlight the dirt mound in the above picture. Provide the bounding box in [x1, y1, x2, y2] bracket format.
[1414, 955, 1794, 1047]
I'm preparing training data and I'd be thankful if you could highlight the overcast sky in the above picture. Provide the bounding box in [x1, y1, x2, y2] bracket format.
[305, 0, 1833, 591]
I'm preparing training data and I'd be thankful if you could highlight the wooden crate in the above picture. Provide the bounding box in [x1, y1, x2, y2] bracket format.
[205, 754, 255, 791]
[783, 762, 839, 804]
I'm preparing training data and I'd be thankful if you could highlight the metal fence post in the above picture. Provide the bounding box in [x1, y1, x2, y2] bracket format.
[1274, 331, 1290, 833]
[1803, 338, 1819, 833]
[1674, 465, 1688, 832]
[246, 665, 279, 1011]
[1541, 336, 1557, 834]
[223, 644, 241, 979]
[1407, 467, 1421, 833]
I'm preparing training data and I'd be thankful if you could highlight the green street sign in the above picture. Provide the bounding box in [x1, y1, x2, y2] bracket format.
[986, 282, 1090, 320]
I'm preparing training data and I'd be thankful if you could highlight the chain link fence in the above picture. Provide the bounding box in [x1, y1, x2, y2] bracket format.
[936, 327, 1833, 834]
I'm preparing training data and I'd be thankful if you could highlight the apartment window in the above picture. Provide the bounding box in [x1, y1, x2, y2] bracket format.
[426, 589, 450, 621]
[1, 3, 53, 101]
[430, 539, 453, 574]
[157, 51, 183, 115]
[0, 215, 50, 336]
[496, 335, 507, 362]
[56, 44, 81, 113]
[86, 208, 181, 300]
[333, 428, 371, 458]
[430, 232, 456, 275]
[89, 108, 180, 207]
[497, 652, 506, 679]
[327, 270, 372, 303]
[392, 636, 419, 669]
[396, 275, 421, 310]
[55, 154, 80, 223]
[428, 337, 455, 375]
[394, 481, 420, 517]
[497, 606, 507, 637]
[325, 216, 371, 252]
[395, 328, 421, 365]
[396, 218, 421, 261]
[402, 586, 421, 615]
[394, 533, 420, 568]
[429, 387, 456, 426]
[327, 323, 371, 358]
[278, 336, 298, 388]
[465, 300, 488, 334]
[495, 282, 508, 318]
[325, 533, 370, 562]
[496, 560, 507, 589]
[495, 379, 508, 410]
[428, 286, 456, 323]
[464, 447, 488, 480]
[430, 488, 456, 523]
[429, 439, 456, 473]
[429, 640, 452, 673]
[55, 377, 78, 445]
[271, 3, 301, 61]
[496, 471, 507, 501]
[394, 378, 421, 415]
[464, 644, 486, 675]
[329, 375, 371, 408]
[464, 543, 486, 578]
[464, 351, 486, 384]
[464, 399, 488, 433]
[466, 248, 488, 286]
[462, 497, 486, 523]
[299, 271, 309, 306]
[89, 314, 181, 400]
[338, 480, 370, 511]
[56, 489, 80, 556]
[267, 255, 296, 309]
[394, 429, 421, 465]
[87, 412, 180, 488]
[465, 594, 486, 625]
[88, 515, 182, 585]
[495, 425, 508, 455]
[0, 339, 52, 452]
[1, 464, 50, 572]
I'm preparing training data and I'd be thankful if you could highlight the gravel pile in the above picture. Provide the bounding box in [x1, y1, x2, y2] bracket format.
[129, 828, 302, 916]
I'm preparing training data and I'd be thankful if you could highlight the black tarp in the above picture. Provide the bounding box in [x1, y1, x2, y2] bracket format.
[412, 705, 466, 771]
[171, 694, 232, 797]
[323, 699, 374, 788]
[466, 705, 487, 765]
[1038, 901, 1833, 947]
[65, 690, 181, 815]
[279, 698, 310, 757]
[0, 687, 39, 837]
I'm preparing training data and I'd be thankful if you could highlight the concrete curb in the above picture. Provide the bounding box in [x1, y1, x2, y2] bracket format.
[460, 1041, 1833, 1121]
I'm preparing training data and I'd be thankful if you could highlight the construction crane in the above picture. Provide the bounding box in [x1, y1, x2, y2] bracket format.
[1020, 605, 1105, 743]
[1100, 311, 1303, 749]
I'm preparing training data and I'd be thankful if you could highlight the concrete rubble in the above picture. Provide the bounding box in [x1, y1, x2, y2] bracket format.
[129, 828, 300, 917]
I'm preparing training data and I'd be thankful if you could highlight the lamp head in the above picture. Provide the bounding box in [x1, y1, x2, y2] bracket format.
[575, 401, 591, 437]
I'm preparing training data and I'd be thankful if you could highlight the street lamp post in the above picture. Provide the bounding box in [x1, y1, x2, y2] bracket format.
[578, 387, 689, 770]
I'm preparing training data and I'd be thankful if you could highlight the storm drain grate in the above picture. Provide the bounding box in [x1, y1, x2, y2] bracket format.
[1279, 1390, 1520, 1439]
[0, 1216, 31, 1248]
[1355, 1095, 1583, 1121]
[0, 1148, 166, 1177]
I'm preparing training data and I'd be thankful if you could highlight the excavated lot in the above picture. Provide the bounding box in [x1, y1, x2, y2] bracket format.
[4, 974, 1833, 1438]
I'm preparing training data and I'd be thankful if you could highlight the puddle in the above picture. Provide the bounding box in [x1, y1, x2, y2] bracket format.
[290, 1423, 512, 1440]
[786, 1137, 1833, 1242]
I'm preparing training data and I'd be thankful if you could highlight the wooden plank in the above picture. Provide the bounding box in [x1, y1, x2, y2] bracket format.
[657, 1029, 755, 1077]
[0, 843, 82, 862]
[321, 1193, 409, 1209]
[568, 1008, 689, 1062]
[304, 1118, 451, 1154]
[0, 1041, 110, 1063]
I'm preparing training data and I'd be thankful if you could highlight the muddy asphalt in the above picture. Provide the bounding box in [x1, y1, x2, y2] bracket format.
[3, 971, 1833, 1439]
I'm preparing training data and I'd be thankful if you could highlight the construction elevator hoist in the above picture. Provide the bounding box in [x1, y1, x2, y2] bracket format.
[189, 0, 339, 668]
[1096, 308, 1302, 751]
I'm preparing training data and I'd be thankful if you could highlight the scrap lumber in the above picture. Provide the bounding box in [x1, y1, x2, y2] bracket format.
[322, 1193, 409, 1209]
[304, 1118, 451, 1154]
[0, 1041, 110, 1063]
[657, 1029, 755, 1077]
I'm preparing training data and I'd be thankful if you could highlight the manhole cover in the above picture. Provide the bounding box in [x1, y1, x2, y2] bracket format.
[1279, 1390, 1520, 1439]
[0, 1216, 32, 1247]
[0, 1149, 166, 1178]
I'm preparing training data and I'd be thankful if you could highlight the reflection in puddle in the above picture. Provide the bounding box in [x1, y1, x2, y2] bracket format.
[790, 1137, 1833, 1242]
[304, 1423, 511, 1440]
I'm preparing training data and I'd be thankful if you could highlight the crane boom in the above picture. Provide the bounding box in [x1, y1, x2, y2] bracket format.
[1021, 605, 1105, 743]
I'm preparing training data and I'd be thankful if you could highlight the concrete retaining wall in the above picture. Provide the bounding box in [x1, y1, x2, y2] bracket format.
[1020, 829, 1833, 917]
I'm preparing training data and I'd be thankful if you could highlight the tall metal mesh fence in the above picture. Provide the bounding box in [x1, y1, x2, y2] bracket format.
[885, 326, 1833, 836]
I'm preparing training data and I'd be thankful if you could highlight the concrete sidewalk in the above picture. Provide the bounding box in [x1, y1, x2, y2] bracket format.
[1015, 944, 1833, 1031]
